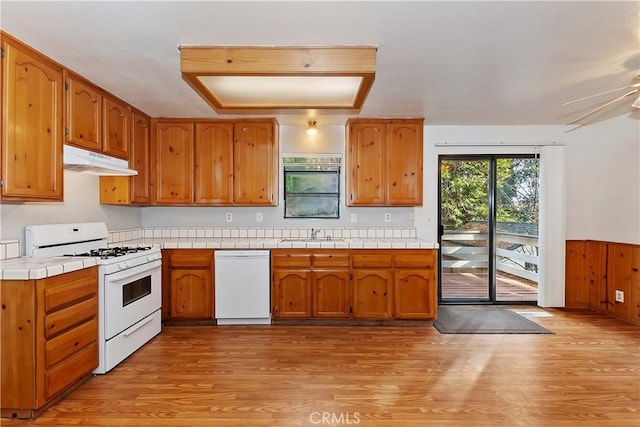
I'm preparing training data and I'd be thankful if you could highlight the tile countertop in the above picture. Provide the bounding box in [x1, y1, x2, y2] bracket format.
[0, 238, 438, 280]
[125, 237, 439, 250]
[0, 256, 98, 280]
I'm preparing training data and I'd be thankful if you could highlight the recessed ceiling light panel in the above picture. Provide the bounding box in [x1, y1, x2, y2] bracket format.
[180, 46, 376, 112]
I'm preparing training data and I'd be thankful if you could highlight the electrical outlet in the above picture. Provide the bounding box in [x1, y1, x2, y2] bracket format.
[350, 213, 358, 223]
[409, 211, 415, 221]
[225, 212, 232, 222]
[615, 290, 624, 303]
[256, 212, 263, 223]
[384, 212, 391, 222]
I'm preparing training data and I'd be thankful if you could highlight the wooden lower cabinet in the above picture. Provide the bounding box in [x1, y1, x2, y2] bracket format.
[274, 270, 312, 318]
[393, 250, 437, 319]
[352, 270, 393, 319]
[395, 270, 436, 319]
[271, 249, 437, 321]
[162, 249, 214, 320]
[565, 240, 640, 325]
[1, 267, 99, 419]
[313, 270, 350, 318]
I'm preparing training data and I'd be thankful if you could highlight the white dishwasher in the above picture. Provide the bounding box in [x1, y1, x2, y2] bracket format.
[214, 250, 271, 325]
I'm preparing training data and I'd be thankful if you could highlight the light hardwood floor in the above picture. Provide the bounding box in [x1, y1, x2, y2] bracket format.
[5, 308, 639, 427]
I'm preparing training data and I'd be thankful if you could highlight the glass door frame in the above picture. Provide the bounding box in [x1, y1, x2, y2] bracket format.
[438, 154, 537, 305]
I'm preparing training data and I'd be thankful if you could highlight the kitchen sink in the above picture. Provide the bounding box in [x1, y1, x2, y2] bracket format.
[279, 237, 346, 243]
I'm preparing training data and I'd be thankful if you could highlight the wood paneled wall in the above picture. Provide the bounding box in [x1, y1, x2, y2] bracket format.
[566, 240, 640, 325]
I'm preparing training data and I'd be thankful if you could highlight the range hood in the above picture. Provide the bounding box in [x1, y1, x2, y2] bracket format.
[63, 145, 138, 176]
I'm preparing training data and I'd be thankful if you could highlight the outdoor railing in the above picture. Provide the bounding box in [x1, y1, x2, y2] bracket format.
[441, 230, 539, 283]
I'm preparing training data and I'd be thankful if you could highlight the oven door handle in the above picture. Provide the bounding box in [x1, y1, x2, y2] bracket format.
[105, 260, 162, 283]
[123, 315, 156, 337]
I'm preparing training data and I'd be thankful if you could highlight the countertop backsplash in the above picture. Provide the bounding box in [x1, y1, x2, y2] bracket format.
[0, 240, 20, 260]
[107, 226, 418, 245]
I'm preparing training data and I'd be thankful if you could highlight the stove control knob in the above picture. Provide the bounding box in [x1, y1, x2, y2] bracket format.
[147, 254, 156, 262]
[118, 262, 129, 269]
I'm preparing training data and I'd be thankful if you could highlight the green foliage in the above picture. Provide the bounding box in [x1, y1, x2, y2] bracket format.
[440, 160, 489, 229]
[441, 158, 539, 231]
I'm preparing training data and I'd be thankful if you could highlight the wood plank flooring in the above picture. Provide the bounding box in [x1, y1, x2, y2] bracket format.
[4, 308, 639, 427]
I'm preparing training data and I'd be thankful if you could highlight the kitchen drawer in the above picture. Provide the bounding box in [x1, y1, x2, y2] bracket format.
[45, 317, 97, 369]
[44, 267, 98, 312]
[272, 253, 312, 268]
[45, 296, 97, 339]
[394, 252, 435, 268]
[313, 253, 349, 268]
[168, 249, 213, 268]
[351, 254, 392, 268]
[45, 342, 97, 400]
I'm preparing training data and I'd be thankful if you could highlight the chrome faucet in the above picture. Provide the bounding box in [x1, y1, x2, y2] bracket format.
[310, 228, 320, 240]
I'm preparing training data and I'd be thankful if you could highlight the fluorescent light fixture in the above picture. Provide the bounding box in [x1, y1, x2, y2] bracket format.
[180, 46, 376, 112]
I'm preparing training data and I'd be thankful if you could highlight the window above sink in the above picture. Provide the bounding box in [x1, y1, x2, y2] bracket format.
[283, 155, 341, 219]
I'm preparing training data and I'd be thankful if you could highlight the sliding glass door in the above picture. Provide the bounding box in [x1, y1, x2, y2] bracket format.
[439, 155, 539, 304]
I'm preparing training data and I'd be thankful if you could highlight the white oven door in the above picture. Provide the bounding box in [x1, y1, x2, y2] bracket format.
[104, 260, 162, 340]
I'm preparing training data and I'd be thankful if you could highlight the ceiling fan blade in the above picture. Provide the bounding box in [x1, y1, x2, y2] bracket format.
[562, 82, 640, 106]
[567, 88, 639, 125]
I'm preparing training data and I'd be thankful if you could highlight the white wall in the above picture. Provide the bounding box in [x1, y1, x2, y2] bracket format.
[567, 114, 640, 244]
[0, 171, 141, 252]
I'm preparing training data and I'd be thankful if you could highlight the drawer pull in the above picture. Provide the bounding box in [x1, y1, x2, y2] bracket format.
[123, 316, 154, 337]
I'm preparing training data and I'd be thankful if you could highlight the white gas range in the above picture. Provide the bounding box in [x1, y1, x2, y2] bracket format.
[25, 222, 162, 374]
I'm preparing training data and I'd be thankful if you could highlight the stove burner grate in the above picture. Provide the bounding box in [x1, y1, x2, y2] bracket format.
[65, 246, 152, 259]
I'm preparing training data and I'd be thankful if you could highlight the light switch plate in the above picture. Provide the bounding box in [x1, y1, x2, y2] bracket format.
[256, 212, 263, 222]
[350, 213, 357, 223]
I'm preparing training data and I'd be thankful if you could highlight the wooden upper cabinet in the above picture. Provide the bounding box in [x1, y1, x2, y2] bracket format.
[102, 94, 130, 159]
[129, 111, 151, 203]
[195, 122, 233, 204]
[1, 37, 63, 201]
[346, 118, 423, 206]
[99, 110, 150, 205]
[64, 71, 102, 151]
[388, 122, 423, 205]
[233, 121, 278, 205]
[152, 121, 194, 204]
[347, 121, 387, 205]
[149, 119, 278, 206]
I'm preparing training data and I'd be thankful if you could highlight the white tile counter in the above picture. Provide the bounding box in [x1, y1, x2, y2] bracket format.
[117, 237, 439, 250]
[0, 232, 438, 281]
[0, 256, 98, 280]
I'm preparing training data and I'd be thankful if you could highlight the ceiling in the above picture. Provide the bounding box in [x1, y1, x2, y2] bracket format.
[1, 1, 639, 126]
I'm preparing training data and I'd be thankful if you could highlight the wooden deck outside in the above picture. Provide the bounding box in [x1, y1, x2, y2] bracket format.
[442, 272, 538, 301]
